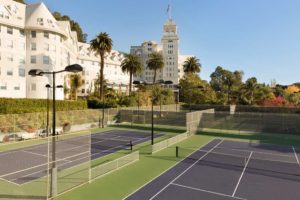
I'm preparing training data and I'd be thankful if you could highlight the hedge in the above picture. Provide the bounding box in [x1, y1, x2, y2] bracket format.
[0, 98, 87, 114]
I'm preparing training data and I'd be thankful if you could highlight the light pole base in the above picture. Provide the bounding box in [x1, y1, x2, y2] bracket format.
[50, 167, 58, 198]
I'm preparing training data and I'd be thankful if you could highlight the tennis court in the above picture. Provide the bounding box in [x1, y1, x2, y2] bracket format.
[0, 129, 160, 185]
[125, 139, 300, 200]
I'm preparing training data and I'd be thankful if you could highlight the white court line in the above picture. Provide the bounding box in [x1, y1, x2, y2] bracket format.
[22, 150, 48, 158]
[4, 135, 148, 185]
[195, 149, 296, 165]
[232, 151, 253, 197]
[171, 183, 247, 200]
[292, 146, 300, 167]
[122, 139, 216, 200]
[214, 146, 296, 159]
[149, 139, 224, 200]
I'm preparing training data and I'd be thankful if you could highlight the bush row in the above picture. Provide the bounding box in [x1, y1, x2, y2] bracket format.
[0, 98, 87, 114]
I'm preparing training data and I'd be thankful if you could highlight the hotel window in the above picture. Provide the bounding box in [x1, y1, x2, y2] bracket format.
[7, 27, 13, 35]
[19, 30, 25, 37]
[7, 40, 13, 48]
[19, 42, 25, 50]
[37, 18, 43, 25]
[51, 57, 56, 65]
[44, 31, 49, 39]
[31, 56, 36, 64]
[31, 31, 36, 38]
[43, 56, 49, 64]
[50, 45, 56, 52]
[19, 56, 25, 64]
[31, 83, 36, 91]
[7, 68, 13, 76]
[14, 84, 20, 90]
[7, 54, 13, 62]
[0, 82, 7, 90]
[31, 43, 36, 51]
[44, 43, 49, 51]
[19, 68, 25, 77]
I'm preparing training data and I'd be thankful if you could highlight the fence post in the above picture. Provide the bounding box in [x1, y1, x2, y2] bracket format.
[176, 146, 179, 157]
[13, 114, 16, 134]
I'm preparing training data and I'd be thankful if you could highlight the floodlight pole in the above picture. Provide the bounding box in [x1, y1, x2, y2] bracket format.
[28, 64, 82, 199]
[176, 90, 179, 112]
[102, 98, 105, 128]
[50, 72, 57, 197]
[46, 87, 50, 137]
[137, 90, 140, 122]
[151, 87, 154, 145]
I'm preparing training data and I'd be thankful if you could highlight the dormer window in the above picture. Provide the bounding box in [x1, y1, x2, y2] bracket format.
[11, 5, 18, 13]
[37, 18, 44, 25]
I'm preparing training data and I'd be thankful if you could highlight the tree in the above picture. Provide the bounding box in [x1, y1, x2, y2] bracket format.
[210, 66, 243, 105]
[179, 73, 217, 105]
[52, 12, 87, 43]
[120, 54, 143, 94]
[90, 32, 113, 100]
[70, 74, 82, 100]
[254, 84, 274, 103]
[240, 77, 258, 105]
[183, 56, 201, 74]
[146, 52, 164, 83]
[150, 85, 175, 105]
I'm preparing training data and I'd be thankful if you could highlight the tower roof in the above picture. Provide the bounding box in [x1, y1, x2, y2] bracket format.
[163, 19, 177, 34]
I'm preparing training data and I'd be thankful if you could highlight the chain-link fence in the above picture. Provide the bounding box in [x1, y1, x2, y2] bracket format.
[199, 111, 300, 135]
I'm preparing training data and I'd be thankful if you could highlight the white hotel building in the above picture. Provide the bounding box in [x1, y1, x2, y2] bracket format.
[131, 18, 192, 85]
[0, 0, 129, 100]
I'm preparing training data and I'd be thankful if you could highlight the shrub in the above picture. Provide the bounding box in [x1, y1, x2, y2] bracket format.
[0, 98, 87, 114]
[63, 122, 71, 132]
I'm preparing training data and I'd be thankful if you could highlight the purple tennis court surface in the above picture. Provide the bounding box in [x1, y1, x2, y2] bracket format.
[0, 129, 160, 185]
[125, 139, 300, 200]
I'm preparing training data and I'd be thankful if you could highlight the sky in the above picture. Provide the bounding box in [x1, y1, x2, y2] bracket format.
[26, 0, 300, 85]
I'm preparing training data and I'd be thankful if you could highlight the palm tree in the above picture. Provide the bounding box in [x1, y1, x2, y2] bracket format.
[242, 77, 258, 105]
[121, 54, 143, 94]
[90, 32, 113, 100]
[183, 56, 201, 74]
[70, 74, 82, 100]
[146, 52, 164, 83]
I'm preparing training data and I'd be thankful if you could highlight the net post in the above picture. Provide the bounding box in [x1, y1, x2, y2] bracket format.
[130, 140, 133, 151]
[176, 146, 179, 157]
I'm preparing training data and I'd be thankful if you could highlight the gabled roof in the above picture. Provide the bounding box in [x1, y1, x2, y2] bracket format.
[25, 2, 67, 37]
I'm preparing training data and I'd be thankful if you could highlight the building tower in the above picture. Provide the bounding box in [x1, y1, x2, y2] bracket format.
[161, 18, 179, 84]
